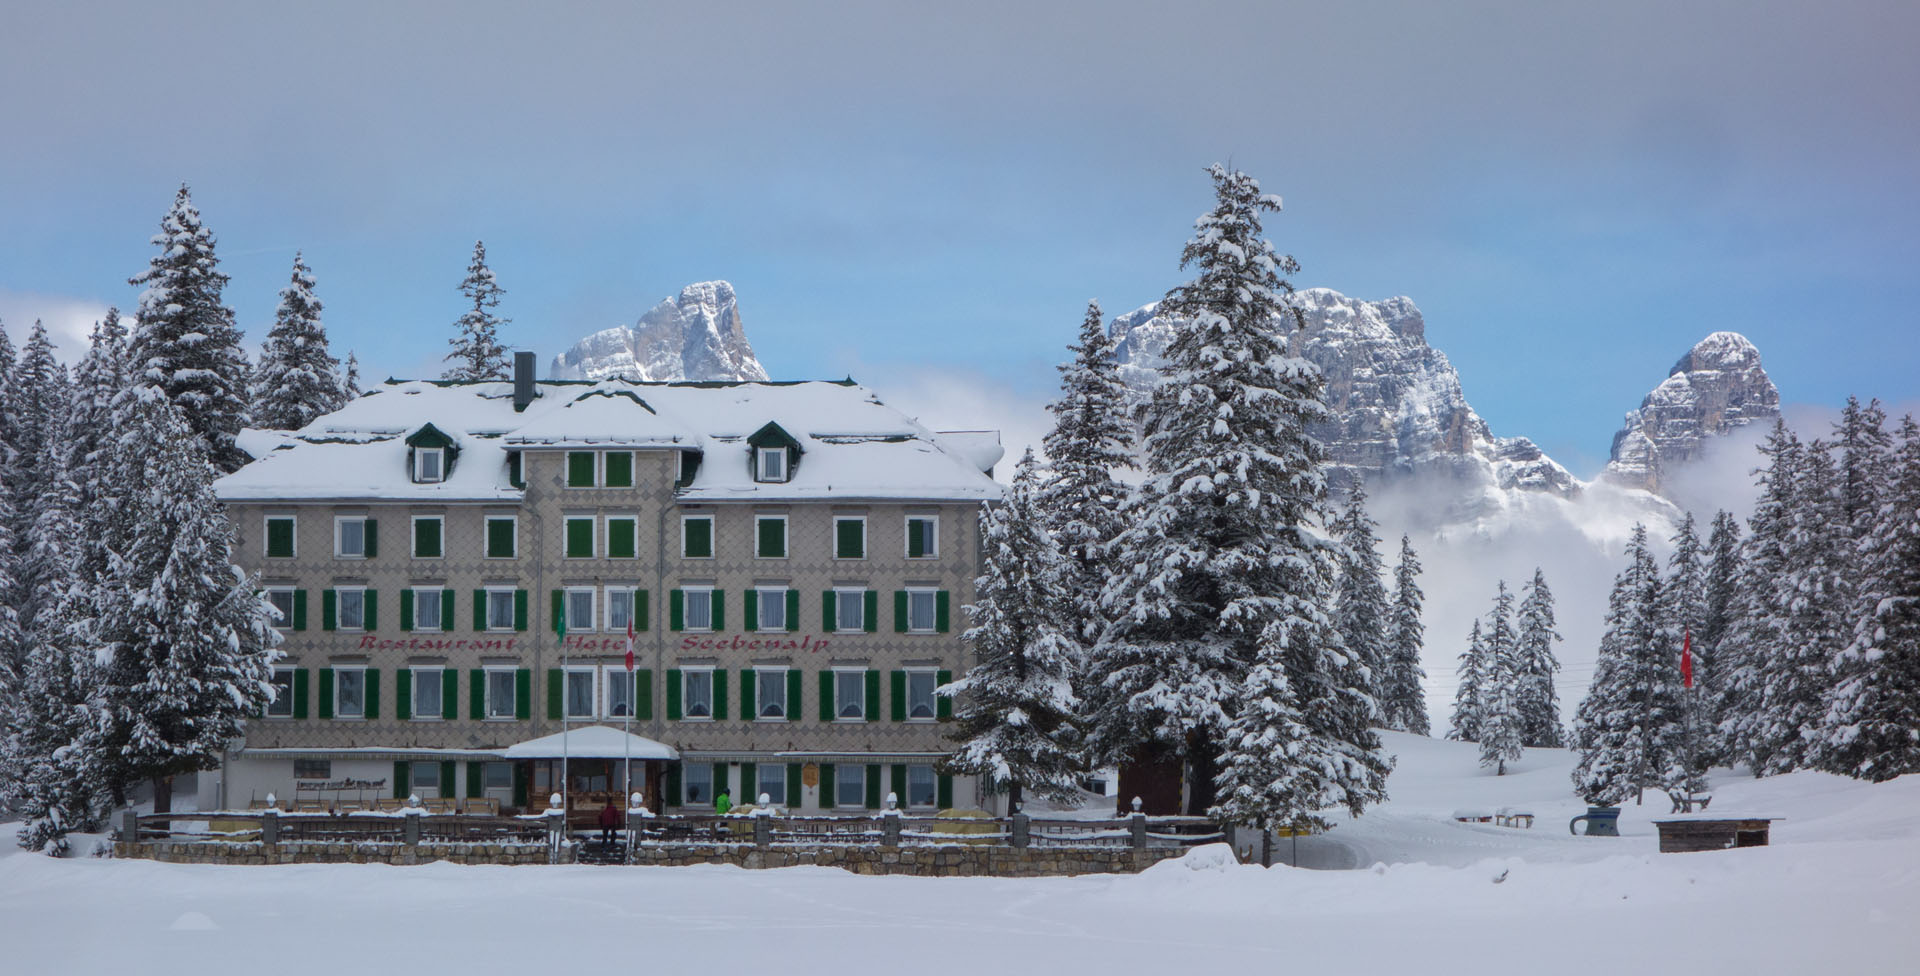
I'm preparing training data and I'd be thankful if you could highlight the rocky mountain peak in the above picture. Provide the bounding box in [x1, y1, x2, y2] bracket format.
[549, 280, 769, 383]
[1604, 331, 1780, 493]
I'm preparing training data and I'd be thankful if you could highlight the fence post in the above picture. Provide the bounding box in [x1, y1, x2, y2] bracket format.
[882, 814, 902, 847]
[754, 815, 773, 847]
[121, 808, 140, 844]
[261, 810, 279, 846]
[403, 812, 422, 847]
[1011, 812, 1030, 849]
[1130, 812, 1148, 851]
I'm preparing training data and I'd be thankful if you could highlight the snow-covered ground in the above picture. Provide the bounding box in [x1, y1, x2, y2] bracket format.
[5, 733, 1915, 974]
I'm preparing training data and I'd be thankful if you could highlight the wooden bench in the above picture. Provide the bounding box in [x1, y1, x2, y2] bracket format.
[1668, 792, 1713, 814]
[463, 798, 500, 816]
[1495, 808, 1535, 829]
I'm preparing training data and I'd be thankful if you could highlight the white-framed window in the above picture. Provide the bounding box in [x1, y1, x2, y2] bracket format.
[337, 587, 368, 632]
[413, 667, 443, 720]
[834, 588, 865, 633]
[564, 667, 597, 719]
[266, 667, 295, 717]
[906, 764, 937, 809]
[756, 763, 786, 805]
[566, 587, 596, 633]
[683, 762, 714, 806]
[833, 516, 866, 559]
[907, 669, 938, 721]
[413, 587, 442, 631]
[683, 587, 714, 634]
[484, 668, 517, 719]
[756, 586, 787, 631]
[266, 587, 297, 631]
[415, 447, 445, 484]
[265, 515, 297, 558]
[334, 516, 367, 559]
[483, 761, 514, 792]
[484, 515, 517, 559]
[834, 669, 866, 721]
[412, 515, 444, 559]
[756, 668, 787, 720]
[604, 667, 635, 718]
[411, 760, 442, 796]
[486, 589, 517, 631]
[905, 515, 938, 559]
[835, 763, 865, 808]
[606, 588, 637, 633]
[756, 447, 787, 483]
[335, 666, 367, 719]
[681, 514, 714, 559]
[907, 588, 937, 634]
[682, 668, 714, 719]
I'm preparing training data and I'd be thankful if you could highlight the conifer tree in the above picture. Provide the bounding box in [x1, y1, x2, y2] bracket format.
[1699, 510, 1742, 763]
[1447, 620, 1487, 743]
[1833, 396, 1892, 545]
[1660, 516, 1711, 789]
[1331, 481, 1391, 712]
[251, 252, 345, 430]
[127, 185, 253, 471]
[1756, 440, 1851, 774]
[1036, 300, 1132, 643]
[1572, 524, 1683, 805]
[1090, 165, 1387, 826]
[341, 351, 362, 402]
[89, 394, 280, 812]
[947, 450, 1084, 809]
[1379, 535, 1430, 735]
[444, 240, 511, 381]
[1478, 583, 1525, 774]
[1719, 422, 1800, 773]
[1514, 568, 1565, 748]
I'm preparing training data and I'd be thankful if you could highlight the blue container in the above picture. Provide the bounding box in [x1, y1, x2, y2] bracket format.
[1569, 806, 1622, 836]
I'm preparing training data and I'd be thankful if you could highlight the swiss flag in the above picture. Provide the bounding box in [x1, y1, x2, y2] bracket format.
[1681, 629, 1694, 690]
[625, 614, 636, 672]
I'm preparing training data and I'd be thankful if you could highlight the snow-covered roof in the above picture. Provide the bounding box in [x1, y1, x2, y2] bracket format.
[502, 725, 680, 761]
[214, 378, 1004, 503]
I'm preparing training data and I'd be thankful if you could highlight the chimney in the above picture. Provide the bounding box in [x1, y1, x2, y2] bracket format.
[513, 351, 536, 412]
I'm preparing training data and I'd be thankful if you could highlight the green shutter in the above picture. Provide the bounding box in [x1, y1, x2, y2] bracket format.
[512, 763, 529, 810]
[836, 519, 863, 559]
[890, 765, 907, 808]
[713, 670, 728, 720]
[466, 761, 484, 799]
[318, 668, 334, 719]
[822, 591, 836, 632]
[714, 763, 730, 804]
[364, 669, 380, 720]
[442, 670, 458, 720]
[864, 670, 880, 722]
[394, 762, 410, 800]
[514, 669, 531, 720]
[441, 590, 455, 633]
[363, 590, 378, 631]
[322, 589, 337, 631]
[711, 590, 725, 631]
[566, 518, 593, 558]
[568, 451, 596, 487]
[400, 589, 415, 632]
[604, 451, 633, 487]
[864, 591, 878, 632]
[865, 764, 882, 810]
[757, 517, 786, 558]
[937, 670, 953, 720]
[470, 669, 485, 719]
[292, 669, 309, 719]
[364, 519, 378, 558]
[739, 670, 756, 720]
[634, 670, 652, 720]
[665, 764, 682, 807]
[785, 590, 800, 632]
[636, 590, 649, 631]
[292, 590, 308, 631]
[819, 671, 834, 722]
[890, 671, 907, 722]
[514, 590, 528, 631]
[908, 519, 928, 558]
[786, 670, 801, 720]
[684, 517, 712, 558]
[669, 590, 684, 631]
[415, 518, 442, 558]
[743, 589, 758, 632]
[396, 668, 413, 720]
[488, 518, 515, 558]
[819, 764, 836, 807]
[508, 452, 523, 488]
[666, 670, 683, 720]
[266, 518, 294, 557]
[785, 763, 803, 808]
[608, 519, 636, 559]
[893, 590, 907, 632]
[473, 590, 486, 631]
[936, 591, 950, 633]
[547, 668, 563, 720]
[552, 590, 565, 635]
[937, 774, 953, 810]
[435, 761, 452, 799]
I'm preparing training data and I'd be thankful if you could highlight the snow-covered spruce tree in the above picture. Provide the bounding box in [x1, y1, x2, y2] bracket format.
[1477, 582, 1524, 773]
[946, 449, 1084, 810]
[1331, 480, 1391, 712]
[341, 351, 362, 402]
[1757, 439, 1852, 775]
[1661, 515, 1710, 791]
[127, 185, 253, 472]
[1447, 620, 1487, 742]
[1037, 299, 1133, 643]
[1379, 535, 1430, 735]
[9, 323, 73, 638]
[1514, 569, 1565, 748]
[1698, 510, 1742, 764]
[1719, 422, 1800, 773]
[1089, 165, 1388, 826]
[1572, 524, 1683, 805]
[1819, 415, 1920, 780]
[1833, 396, 1892, 546]
[89, 393, 280, 812]
[444, 240, 511, 381]
[251, 252, 345, 431]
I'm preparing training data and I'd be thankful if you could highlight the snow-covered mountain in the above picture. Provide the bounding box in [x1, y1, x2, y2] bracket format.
[1109, 288, 1580, 506]
[549, 281, 768, 382]
[1603, 331, 1781, 493]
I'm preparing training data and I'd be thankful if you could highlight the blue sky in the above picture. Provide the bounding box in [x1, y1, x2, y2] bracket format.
[3, 1, 1915, 475]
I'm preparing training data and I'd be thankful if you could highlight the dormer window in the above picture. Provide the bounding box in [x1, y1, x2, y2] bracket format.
[415, 448, 444, 483]
[757, 447, 787, 483]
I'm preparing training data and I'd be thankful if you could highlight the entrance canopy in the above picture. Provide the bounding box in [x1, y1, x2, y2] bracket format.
[502, 725, 679, 761]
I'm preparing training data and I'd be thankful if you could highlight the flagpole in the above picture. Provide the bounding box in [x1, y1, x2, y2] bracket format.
[560, 599, 569, 827]
[624, 596, 636, 864]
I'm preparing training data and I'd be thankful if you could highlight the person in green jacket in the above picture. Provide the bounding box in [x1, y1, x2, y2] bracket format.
[714, 789, 732, 815]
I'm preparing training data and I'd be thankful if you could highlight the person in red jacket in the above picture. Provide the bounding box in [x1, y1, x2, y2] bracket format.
[597, 796, 622, 844]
